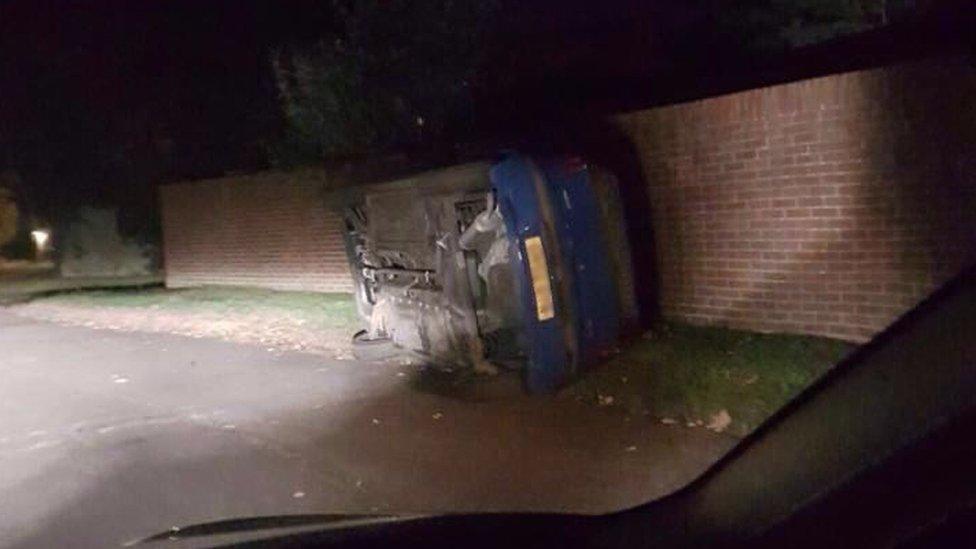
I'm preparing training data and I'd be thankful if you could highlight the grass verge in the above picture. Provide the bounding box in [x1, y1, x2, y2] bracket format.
[570, 322, 854, 437]
[0, 272, 163, 305]
[38, 286, 360, 330]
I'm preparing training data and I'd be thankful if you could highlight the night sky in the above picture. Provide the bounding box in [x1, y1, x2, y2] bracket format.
[0, 1, 340, 185]
[0, 0, 949, 214]
[0, 1, 714, 184]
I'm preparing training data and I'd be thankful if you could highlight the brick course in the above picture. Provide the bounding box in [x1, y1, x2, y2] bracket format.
[616, 55, 976, 341]
[160, 169, 354, 293]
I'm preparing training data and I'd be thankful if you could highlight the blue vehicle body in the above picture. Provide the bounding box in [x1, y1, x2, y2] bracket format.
[541, 158, 622, 366]
[490, 156, 575, 392]
[490, 155, 626, 393]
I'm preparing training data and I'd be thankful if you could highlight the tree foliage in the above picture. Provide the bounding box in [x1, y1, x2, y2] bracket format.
[269, 0, 498, 166]
[711, 0, 895, 54]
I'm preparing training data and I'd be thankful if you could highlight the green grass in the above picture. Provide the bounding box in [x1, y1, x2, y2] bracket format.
[0, 272, 163, 304]
[572, 322, 854, 437]
[38, 286, 361, 330]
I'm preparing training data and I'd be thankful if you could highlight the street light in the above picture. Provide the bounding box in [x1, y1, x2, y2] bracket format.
[31, 229, 49, 258]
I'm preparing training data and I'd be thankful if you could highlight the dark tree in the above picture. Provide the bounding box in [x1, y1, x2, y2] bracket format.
[707, 0, 910, 55]
[269, 0, 499, 165]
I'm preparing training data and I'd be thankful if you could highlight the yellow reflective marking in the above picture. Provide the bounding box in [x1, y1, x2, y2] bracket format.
[524, 236, 554, 321]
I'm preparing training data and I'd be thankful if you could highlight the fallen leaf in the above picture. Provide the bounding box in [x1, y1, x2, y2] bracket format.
[706, 410, 733, 433]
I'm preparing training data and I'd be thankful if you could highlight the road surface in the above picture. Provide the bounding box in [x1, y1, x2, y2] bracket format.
[0, 311, 735, 547]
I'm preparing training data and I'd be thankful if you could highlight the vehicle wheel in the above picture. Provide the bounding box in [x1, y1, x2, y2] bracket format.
[351, 330, 401, 362]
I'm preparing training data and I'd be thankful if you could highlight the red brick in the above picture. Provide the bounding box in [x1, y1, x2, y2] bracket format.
[616, 54, 976, 343]
[161, 170, 354, 294]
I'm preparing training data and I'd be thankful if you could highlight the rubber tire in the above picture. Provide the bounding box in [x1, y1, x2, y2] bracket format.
[351, 330, 402, 362]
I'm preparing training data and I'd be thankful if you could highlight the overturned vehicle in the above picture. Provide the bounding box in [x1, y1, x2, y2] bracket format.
[338, 154, 638, 393]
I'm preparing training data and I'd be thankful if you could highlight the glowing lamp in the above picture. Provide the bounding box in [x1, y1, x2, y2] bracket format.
[31, 229, 50, 251]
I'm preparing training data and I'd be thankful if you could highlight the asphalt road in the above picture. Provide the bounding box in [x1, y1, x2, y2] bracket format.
[0, 311, 735, 548]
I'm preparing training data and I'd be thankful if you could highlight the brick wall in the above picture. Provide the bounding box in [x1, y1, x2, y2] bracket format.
[616, 55, 976, 341]
[160, 169, 354, 293]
